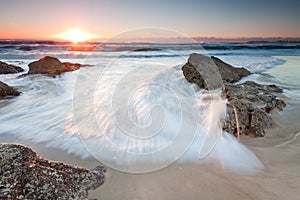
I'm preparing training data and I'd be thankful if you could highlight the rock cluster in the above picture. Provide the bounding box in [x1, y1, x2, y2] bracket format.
[0, 61, 24, 74]
[26, 56, 82, 76]
[182, 53, 286, 137]
[0, 56, 87, 99]
[0, 81, 20, 99]
[0, 143, 105, 200]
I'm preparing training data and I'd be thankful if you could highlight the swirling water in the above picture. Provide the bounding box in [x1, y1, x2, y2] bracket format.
[1, 41, 299, 172]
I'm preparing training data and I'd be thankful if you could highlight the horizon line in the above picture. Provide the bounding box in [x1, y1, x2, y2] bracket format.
[0, 36, 300, 42]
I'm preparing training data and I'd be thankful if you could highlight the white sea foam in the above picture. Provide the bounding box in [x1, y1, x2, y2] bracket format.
[0, 55, 263, 173]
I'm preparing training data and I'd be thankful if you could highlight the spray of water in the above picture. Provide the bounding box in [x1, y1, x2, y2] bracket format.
[0, 28, 264, 173]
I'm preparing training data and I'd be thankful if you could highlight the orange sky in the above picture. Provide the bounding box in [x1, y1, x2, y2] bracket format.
[0, 0, 299, 41]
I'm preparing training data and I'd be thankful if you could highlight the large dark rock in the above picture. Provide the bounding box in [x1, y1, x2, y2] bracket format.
[0, 143, 105, 200]
[211, 56, 251, 83]
[0, 81, 20, 99]
[27, 56, 82, 76]
[182, 53, 250, 89]
[0, 61, 24, 74]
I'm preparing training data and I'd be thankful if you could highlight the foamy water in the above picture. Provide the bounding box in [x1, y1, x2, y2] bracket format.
[1, 41, 299, 173]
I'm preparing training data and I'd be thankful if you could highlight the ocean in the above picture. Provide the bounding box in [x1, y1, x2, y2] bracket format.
[0, 41, 299, 173]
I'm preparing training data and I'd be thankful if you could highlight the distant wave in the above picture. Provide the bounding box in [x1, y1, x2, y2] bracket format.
[192, 44, 300, 51]
[119, 54, 180, 58]
[0, 40, 67, 45]
[0, 40, 300, 52]
[132, 48, 162, 52]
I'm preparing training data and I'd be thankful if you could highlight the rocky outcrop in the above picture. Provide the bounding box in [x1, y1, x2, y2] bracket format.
[182, 53, 286, 137]
[0, 143, 105, 200]
[0, 81, 20, 99]
[26, 56, 82, 76]
[182, 53, 250, 89]
[223, 81, 286, 137]
[0, 61, 24, 74]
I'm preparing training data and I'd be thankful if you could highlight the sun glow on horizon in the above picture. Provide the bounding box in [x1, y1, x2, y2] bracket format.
[56, 28, 99, 43]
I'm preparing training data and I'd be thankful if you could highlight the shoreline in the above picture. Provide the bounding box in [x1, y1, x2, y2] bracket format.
[1, 87, 299, 199]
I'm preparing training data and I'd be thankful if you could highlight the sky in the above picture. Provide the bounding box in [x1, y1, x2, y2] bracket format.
[0, 0, 299, 40]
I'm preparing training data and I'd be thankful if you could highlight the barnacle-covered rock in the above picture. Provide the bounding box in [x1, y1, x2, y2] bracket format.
[0, 143, 105, 200]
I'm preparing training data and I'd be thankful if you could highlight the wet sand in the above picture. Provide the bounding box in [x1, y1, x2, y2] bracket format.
[91, 143, 300, 200]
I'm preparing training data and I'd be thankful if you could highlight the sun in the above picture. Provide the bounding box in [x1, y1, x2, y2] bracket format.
[57, 28, 97, 43]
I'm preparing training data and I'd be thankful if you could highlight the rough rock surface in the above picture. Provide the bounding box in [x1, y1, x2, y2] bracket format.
[223, 81, 286, 137]
[26, 56, 82, 76]
[0, 143, 105, 200]
[181, 53, 286, 137]
[182, 53, 250, 89]
[184, 53, 223, 89]
[0, 81, 20, 99]
[0, 61, 24, 74]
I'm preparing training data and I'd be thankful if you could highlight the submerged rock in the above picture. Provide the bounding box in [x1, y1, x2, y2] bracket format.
[182, 53, 286, 137]
[18, 46, 33, 51]
[0, 81, 20, 99]
[0, 143, 105, 200]
[132, 48, 162, 52]
[27, 56, 82, 76]
[182, 53, 250, 89]
[0, 61, 24, 74]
